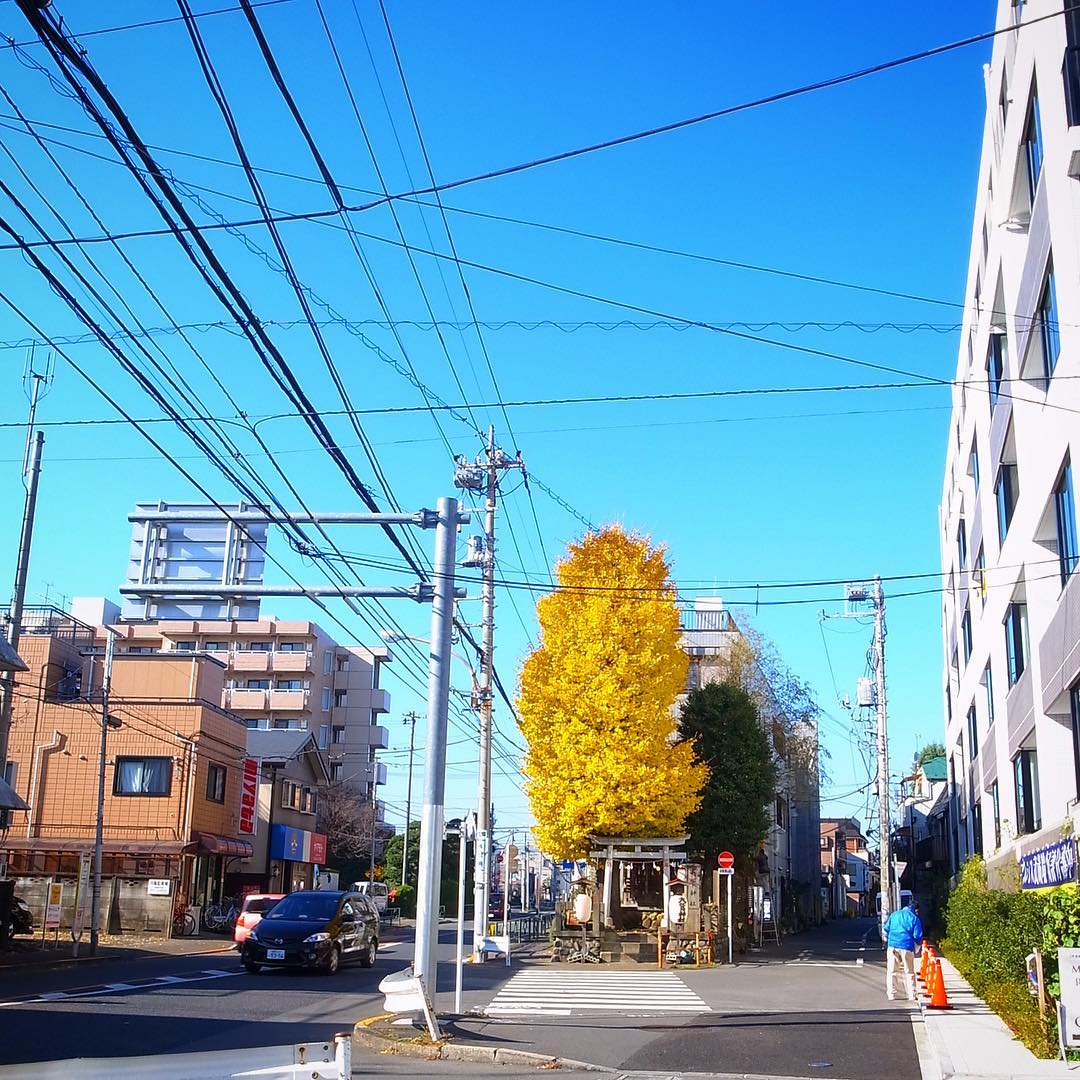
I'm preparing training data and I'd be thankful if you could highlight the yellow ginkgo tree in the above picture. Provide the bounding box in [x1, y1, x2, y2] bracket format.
[517, 525, 706, 860]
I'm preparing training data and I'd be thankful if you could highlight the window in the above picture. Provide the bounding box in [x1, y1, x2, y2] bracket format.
[974, 544, 986, 604]
[114, 756, 172, 796]
[3, 761, 16, 790]
[961, 608, 973, 664]
[1038, 262, 1061, 377]
[775, 796, 787, 830]
[206, 762, 226, 803]
[246, 642, 273, 652]
[983, 664, 995, 727]
[334, 690, 347, 708]
[332, 726, 346, 745]
[971, 800, 984, 857]
[337, 656, 350, 672]
[969, 443, 980, 491]
[996, 463, 1019, 545]
[1024, 91, 1043, 202]
[1004, 602, 1028, 687]
[1014, 748, 1041, 834]
[275, 679, 303, 691]
[244, 719, 259, 730]
[987, 332, 1007, 412]
[245, 679, 271, 690]
[301, 787, 316, 814]
[204, 641, 228, 653]
[957, 519, 968, 569]
[820, 835, 831, 850]
[1055, 459, 1079, 586]
[127, 647, 156, 655]
[174, 640, 197, 652]
[991, 780, 1001, 848]
[323, 650, 333, 675]
[321, 688, 331, 713]
[278, 642, 306, 653]
[319, 724, 329, 750]
[1071, 684, 1080, 801]
[329, 761, 343, 782]
[280, 780, 301, 810]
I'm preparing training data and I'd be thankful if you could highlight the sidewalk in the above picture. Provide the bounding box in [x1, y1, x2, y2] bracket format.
[918, 955, 1078, 1080]
[0, 932, 235, 971]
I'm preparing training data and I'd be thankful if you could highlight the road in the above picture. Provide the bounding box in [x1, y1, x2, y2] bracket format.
[0, 918, 924, 1079]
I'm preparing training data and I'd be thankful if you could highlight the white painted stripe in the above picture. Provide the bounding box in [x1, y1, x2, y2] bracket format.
[0, 969, 243, 1009]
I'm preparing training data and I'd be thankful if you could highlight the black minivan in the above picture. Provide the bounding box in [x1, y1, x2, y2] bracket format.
[240, 890, 379, 975]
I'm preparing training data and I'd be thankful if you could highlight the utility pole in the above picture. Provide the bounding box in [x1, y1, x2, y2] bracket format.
[412, 496, 462, 987]
[369, 778, 378, 885]
[401, 711, 419, 890]
[872, 576, 892, 929]
[90, 627, 118, 955]
[454, 427, 523, 961]
[0, 430, 44, 776]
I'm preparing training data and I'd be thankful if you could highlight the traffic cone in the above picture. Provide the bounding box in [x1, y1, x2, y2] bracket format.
[919, 949, 929, 984]
[927, 958, 950, 1009]
[924, 958, 937, 999]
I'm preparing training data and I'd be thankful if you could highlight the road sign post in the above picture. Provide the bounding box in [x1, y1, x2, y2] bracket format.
[718, 852, 735, 966]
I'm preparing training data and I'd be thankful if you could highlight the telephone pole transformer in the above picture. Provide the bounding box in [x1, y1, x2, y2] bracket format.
[454, 427, 523, 960]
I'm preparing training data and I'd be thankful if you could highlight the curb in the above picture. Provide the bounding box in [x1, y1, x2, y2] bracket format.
[0, 942, 235, 975]
[353, 1015, 613, 1072]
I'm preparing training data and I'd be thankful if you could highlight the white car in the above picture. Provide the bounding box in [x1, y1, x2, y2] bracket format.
[352, 881, 389, 913]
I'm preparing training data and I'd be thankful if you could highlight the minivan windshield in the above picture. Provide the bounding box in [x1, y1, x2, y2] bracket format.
[243, 896, 282, 915]
[263, 893, 339, 920]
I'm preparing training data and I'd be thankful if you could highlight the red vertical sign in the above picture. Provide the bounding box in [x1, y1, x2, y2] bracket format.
[239, 758, 259, 835]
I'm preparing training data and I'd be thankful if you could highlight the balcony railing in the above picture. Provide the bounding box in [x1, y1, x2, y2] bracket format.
[1065, 47, 1080, 127]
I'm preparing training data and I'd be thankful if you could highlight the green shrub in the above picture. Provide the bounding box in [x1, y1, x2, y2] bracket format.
[395, 884, 416, 918]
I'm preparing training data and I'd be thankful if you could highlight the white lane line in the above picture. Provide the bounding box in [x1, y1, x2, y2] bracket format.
[0, 968, 243, 1008]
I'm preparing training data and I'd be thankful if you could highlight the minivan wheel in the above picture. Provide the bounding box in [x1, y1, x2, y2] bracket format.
[359, 938, 377, 968]
[323, 945, 341, 975]
[243, 960, 261, 974]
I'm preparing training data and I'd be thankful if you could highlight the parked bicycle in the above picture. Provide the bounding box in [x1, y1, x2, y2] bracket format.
[202, 899, 239, 934]
[172, 899, 196, 938]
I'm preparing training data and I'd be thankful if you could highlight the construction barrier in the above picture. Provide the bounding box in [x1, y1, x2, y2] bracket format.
[0, 1034, 351, 1079]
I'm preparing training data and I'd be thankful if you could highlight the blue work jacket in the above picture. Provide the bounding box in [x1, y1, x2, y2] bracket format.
[883, 905, 924, 951]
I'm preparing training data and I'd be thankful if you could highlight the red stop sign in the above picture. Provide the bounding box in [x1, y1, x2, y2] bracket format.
[718, 851, 735, 870]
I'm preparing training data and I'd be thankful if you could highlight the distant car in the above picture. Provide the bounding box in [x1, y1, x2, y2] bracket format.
[351, 881, 389, 913]
[6, 895, 32, 938]
[488, 892, 504, 917]
[233, 893, 285, 947]
[240, 890, 379, 975]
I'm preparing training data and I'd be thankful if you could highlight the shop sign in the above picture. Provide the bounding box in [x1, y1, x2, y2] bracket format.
[270, 824, 325, 863]
[147, 879, 171, 896]
[44, 883, 63, 930]
[309, 833, 327, 864]
[239, 758, 259, 835]
[1021, 837, 1077, 890]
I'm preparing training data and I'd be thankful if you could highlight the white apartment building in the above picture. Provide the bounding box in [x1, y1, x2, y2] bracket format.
[939, 0, 1080, 885]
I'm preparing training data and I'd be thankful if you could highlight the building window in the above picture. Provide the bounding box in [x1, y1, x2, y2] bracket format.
[1014, 748, 1041, 834]
[996, 463, 1019, 545]
[775, 797, 787, 830]
[983, 663, 995, 727]
[319, 724, 329, 750]
[337, 656, 350, 672]
[1024, 90, 1043, 202]
[987, 332, 1007, 412]
[245, 679, 271, 690]
[969, 444, 980, 491]
[278, 642, 306, 653]
[329, 761, 343, 782]
[321, 688, 331, 713]
[971, 799, 984, 857]
[174, 640, 197, 652]
[1004, 602, 1028, 687]
[280, 780, 301, 810]
[967, 705, 979, 760]
[114, 756, 172, 797]
[961, 608, 973, 664]
[275, 679, 303, 691]
[974, 544, 986, 604]
[204, 641, 228, 652]
[246, 642, 273, 652]
[991, 780, 1001, 848]
[1055, 459, 1079, 586]
[127, 647, 156, 655]
[332, 725, 346, 745]
[820, 835, 831, 850]
[323, 650, 333, 675]
[1038, 261, 1061, 377]
[334, 690, 347, 708]
[302, 787, 317, 814]
[957, 519, 968, 569]
[206, 763, 226, 803]
[244, 719, 259, 730]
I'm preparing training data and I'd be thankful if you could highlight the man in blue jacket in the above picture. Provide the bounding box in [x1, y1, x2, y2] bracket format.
[882, 900, 923, 1001]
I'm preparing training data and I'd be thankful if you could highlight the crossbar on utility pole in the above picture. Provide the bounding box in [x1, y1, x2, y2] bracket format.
[412, 497, 461, 987]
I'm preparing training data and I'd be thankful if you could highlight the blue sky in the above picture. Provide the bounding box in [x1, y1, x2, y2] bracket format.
[0, 1, 994, 843]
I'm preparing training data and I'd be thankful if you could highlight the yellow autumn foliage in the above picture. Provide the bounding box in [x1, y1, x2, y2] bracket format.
[517, 526, 707, 860]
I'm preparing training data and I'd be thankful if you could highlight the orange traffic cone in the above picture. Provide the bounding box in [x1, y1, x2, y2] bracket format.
[927, 958, 950, 1009]
[919, 949, 929, 984]
[924, 958, 937, 999]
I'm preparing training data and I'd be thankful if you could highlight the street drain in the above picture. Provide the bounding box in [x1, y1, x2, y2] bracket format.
[809, 1063, 833, 1069]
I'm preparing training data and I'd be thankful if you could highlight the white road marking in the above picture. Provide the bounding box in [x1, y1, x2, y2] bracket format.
[485, 970, 711, 1017]
[0, 968, 243, 1008]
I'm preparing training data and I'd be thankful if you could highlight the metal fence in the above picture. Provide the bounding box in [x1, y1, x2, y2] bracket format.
[488, 912, 554, 942]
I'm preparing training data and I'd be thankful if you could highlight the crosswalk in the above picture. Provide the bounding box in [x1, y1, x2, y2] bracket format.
[484, 969, 711, 1017]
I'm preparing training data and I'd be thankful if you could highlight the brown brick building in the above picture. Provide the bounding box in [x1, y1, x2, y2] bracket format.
[2, 608, 251, 935]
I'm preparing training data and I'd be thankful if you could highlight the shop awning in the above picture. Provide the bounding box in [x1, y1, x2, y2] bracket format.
[0, 776, 27, 811]
[192, 832, 253, 858]
[0, 637, 27, 674]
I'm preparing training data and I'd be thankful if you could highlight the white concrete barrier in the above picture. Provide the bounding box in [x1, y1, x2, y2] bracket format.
[0, 1034, 351, 1079]
[379, 967, 441, 1042]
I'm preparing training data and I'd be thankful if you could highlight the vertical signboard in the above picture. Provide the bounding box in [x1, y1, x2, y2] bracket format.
[238, 758, 259, 835]
[44, 883, 63, 930]
[70, 853, 92, 941]
[1058, 948, 1080, 1050]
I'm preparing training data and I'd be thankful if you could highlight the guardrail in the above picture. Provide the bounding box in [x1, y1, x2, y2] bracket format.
[0, 1036, 351, 1079]
[487, 912, 554, 942]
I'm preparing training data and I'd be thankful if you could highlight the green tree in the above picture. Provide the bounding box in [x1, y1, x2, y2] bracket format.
[678, 681, 777, 868]
[381, 821, 420, 888]
[918, 742, 946, 767]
